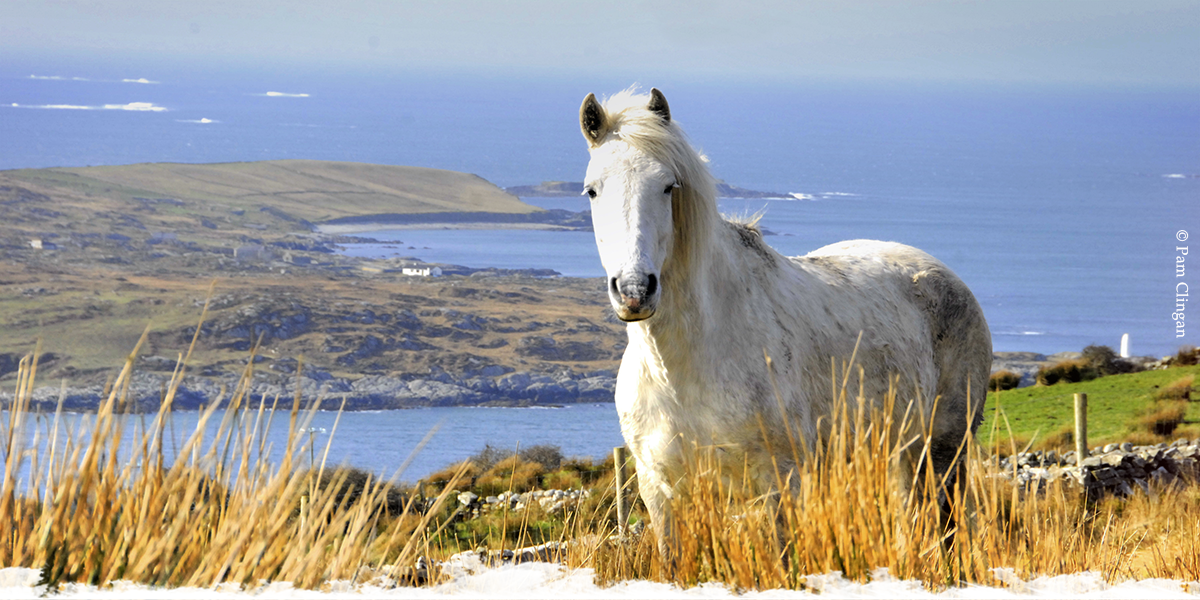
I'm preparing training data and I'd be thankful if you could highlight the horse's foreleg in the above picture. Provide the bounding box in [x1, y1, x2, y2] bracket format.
[634, 466, 678, 577]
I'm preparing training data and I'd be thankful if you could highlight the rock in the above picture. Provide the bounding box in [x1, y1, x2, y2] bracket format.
[516, 336, 611, 361]
[992, 440, 1200, 500]
[458, 492, 479, 507]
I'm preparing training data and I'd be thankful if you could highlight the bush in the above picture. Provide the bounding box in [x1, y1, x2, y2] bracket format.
[519, 444, 564, 470]
[1156, 375, 1194, 402]
[423, 460, 481, 493]
[465, 443, 564, 472]
[1036, 359, 1096, 386]
[1081, 344, 1139, 376]
[989, 370, 1022, 391]
[1138, 402, 1188, 437]
[542, 468, 584, 490]
[312, 467, 412, 515]
[1172, 345, 1200, 367]
[468, 444, 515, 471]
[558, 455, 614, 486]
[475, 455, 544, 496]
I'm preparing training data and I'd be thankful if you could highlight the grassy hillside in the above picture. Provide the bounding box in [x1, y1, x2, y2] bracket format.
[1, 159, 539, 227]
[0, 160, 619, 399]
[980, 365, 1200, 450]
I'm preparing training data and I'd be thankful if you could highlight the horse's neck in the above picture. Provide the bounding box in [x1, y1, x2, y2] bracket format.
[630, 213, 750, 382]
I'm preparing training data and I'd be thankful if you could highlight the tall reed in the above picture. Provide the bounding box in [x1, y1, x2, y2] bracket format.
[0, 315, 464, 591]
[4, 321, 1199, 593]
[586, 363, 1200, 591]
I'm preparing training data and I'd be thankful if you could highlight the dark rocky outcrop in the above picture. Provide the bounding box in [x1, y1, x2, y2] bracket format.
[3, 366, 618, 413]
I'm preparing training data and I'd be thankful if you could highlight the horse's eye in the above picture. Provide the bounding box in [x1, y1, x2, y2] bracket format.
[583, 188, 597, 199]
[664, 183, 677, 195]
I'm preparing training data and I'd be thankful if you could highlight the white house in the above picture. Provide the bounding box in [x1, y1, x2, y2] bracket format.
[401, 266, 442, 277]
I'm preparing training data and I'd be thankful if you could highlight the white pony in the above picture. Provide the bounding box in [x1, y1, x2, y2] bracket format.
[579, 88, 992, 547]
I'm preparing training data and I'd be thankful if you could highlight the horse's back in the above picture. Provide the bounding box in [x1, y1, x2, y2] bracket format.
[792, 239, 992, 438]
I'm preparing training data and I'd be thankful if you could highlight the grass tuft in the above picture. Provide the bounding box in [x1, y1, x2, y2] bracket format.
[1156, 375, 1194, 402]
[989, 370, 1022, 391]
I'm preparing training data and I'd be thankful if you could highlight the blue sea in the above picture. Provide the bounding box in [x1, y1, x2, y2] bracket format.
[4, 405, 624, 482]
[1, 60, 1196, 472]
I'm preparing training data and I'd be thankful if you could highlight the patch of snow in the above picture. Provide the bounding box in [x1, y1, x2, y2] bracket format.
[2, 565, 1197, 598]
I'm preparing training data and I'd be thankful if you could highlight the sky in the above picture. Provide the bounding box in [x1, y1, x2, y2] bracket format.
[3, 0, 1199, 87]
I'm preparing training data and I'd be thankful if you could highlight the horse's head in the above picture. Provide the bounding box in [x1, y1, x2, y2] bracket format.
[579, 88, 677, 322]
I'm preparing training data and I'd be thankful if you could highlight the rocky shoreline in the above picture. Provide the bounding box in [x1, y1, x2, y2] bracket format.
[6, 365, 618, 413]
[6, 349, 1176, 413]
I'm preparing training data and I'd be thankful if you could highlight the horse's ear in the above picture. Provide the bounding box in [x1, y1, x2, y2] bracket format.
[648, 88, 670, 122]
[580, 93, 607, 146]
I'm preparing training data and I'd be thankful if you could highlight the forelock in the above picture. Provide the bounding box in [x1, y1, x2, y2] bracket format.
[599, 88, 707, 185]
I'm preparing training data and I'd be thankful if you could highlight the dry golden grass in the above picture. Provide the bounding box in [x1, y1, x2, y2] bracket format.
[576, 376, 1200, 592]
[0, 321, 469, 591]
[4, 322, 1200, 593]
[1157, 375, 1194, 402]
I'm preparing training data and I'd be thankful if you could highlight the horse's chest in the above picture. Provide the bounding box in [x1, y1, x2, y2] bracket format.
[615, 353, 761, 451]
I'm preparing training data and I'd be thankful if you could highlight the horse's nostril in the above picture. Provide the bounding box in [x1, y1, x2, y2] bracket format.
[646, 274, 658, 297]
[610, 276, 619, 295]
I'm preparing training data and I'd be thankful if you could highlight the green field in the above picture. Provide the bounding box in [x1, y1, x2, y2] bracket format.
[980, 365, 1200, 450]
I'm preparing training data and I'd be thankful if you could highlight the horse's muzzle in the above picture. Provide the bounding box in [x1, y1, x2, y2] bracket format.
[610, 273, 658, 322]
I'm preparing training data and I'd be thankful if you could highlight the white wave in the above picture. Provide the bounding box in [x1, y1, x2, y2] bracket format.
[28, 74, 160, 84]
[822, 192, 858, 196]
[176, 118, 217, 124]
[789, 193, 816, 201]
[262, 91, 310, 98]
[9, 101, 167, 112]
[104, 102, 167, 112]
[1163, 174, 1188, 179]
[10, 102, 90, 110]
[997, 330, 1046, 336]
[29, 74, 90, 81]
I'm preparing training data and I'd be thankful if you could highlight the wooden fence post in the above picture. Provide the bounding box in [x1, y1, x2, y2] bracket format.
[613, 446, 629, 535]
[1074, 393, 1088, 464]
[299, 494, 308, 536]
